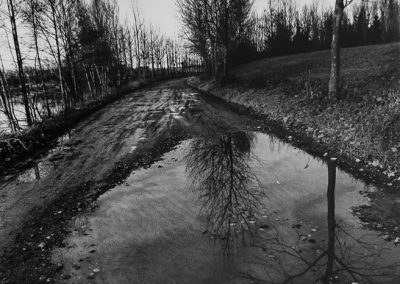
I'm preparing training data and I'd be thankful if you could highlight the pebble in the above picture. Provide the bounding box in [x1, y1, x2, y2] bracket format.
[87, 273, 95, 279]
[62, 274, 71, 280]
[383, 235, 392, 241]
[72, 263, 81, 270]
[56, 264, 63, 271]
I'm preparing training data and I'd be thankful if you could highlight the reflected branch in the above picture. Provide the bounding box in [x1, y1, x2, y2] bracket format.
[247, 161, 400, 284]
[186, 130, 262, 255]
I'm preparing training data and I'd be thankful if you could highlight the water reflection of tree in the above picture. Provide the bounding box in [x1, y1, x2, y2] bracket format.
[186, 131, 262, 255]
[247, 161, 400, 284]
[187, 131, 400, 282]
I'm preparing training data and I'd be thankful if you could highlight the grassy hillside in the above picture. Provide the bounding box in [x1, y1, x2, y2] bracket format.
[191, 42, 400, 180]
[234, 43, 399, 95]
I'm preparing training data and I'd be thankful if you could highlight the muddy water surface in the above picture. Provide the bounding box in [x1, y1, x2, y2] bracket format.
[53, 130, 400, 284]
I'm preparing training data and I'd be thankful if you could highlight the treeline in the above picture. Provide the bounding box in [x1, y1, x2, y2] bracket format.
[178, 0, 400, 80]
[178, 0, 253, 82]
[249, 0, 400, 59]
[0, 0, 201, 133]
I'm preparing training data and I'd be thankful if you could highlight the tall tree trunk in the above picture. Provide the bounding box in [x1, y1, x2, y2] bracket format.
[36, 45, 51, 118]
[60, 0, 78, 105]
[328, 0, 344, 100]
[0, 70, 16, 132]
[31, 3, 51, 117]
[50, 2, 68, 110]
[0, 54, 18, 127]
[223, 0, 229, 83]
[325, 160, 337, 280]
[7, 0, 33, 126]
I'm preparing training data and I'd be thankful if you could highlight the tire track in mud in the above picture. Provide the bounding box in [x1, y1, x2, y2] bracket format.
[0, 80, 206, 283]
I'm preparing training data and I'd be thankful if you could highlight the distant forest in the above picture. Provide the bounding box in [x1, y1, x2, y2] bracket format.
[242, 0, 400, 64]
[179, 0, 400, 70]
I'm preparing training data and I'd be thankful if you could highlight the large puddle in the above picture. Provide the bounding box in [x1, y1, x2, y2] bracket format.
[54, 130, 400, 283]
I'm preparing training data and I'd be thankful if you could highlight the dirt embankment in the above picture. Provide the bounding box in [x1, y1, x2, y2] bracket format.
[0, 79, 167, 182]
[188, 43, 400, 190]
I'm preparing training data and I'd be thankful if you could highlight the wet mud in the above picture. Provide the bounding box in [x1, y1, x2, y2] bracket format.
[1, 79, 400, 283]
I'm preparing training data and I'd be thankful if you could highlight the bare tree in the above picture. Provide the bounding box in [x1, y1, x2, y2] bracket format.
[328, 0, 353, 99]
[58, 0, 79, 104]
[46, 0, 67, 110]
[177, 0, 253, 82]
[0, 67, 16, 132]
[22, 0, 51, 117]
[132, 5, 144, 79]
[6, 0, 32, 126]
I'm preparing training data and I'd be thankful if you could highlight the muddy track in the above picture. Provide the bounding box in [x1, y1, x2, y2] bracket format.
[0, 79, 256, 283]
[2, 78, 399, 284]
[0, 130, 187, 283]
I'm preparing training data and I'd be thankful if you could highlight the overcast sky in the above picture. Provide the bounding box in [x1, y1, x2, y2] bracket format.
[126, 0, 329, 38]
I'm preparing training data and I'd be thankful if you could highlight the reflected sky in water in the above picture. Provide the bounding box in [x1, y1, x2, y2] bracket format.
[186, 130, 400, 283]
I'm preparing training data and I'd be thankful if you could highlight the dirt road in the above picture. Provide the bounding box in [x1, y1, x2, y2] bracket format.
[1, 79, 400, 284]
[0, 79, 253, 282]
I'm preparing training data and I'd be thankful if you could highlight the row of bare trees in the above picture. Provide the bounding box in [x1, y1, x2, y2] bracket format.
[179, 0, 399, 86]
[177, 0, 253, 83]
[0, 0, 202, 133]
[250, 0, 400, 57]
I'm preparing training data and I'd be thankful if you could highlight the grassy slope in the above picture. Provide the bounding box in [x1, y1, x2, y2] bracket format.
[191, 43, 400, 178]
[234, 43, 399, 92]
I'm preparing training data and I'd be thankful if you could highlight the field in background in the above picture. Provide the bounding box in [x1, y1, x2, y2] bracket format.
[234, 43, 399, 95]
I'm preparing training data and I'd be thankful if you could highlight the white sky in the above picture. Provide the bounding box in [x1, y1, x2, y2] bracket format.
[125, 0, 329, 38]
